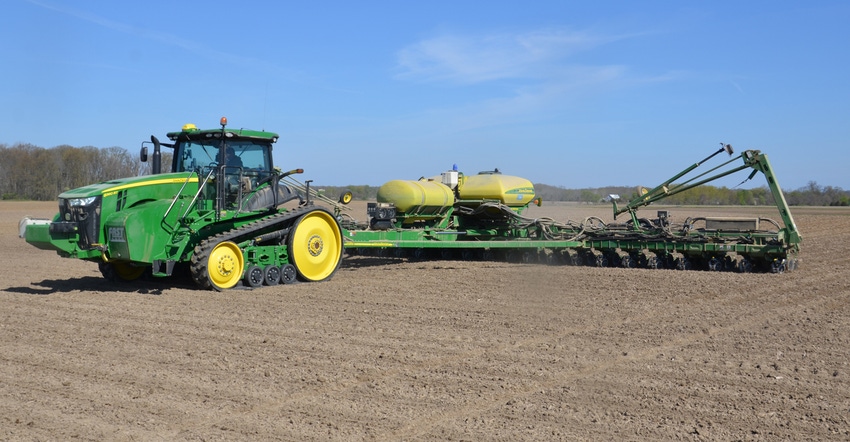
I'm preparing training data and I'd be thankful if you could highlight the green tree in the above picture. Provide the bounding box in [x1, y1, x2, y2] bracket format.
[579, 189, 599, 204]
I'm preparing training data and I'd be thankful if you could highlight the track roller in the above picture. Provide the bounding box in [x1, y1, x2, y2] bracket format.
[281, 264, 298, 284]
[264, 265, 281, 286]
[244, 265, 264, 287]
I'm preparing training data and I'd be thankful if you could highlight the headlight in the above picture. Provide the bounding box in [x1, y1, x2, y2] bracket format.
[68, 196, 98, 207]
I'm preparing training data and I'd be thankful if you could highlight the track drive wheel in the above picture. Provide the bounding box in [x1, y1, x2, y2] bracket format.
[99, 261, 148, 282]
[199, 241, 245, 291]
[288, 209, 343, 282]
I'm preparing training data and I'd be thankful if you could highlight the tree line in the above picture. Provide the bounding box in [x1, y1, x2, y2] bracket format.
[2, 143, 847, 206]
[533, 182, 850, 206]
[0, 143, 142, 201]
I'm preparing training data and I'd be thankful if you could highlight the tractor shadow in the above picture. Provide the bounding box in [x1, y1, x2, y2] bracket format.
[2, 274, 198, 296]
[340, 255, 408, 270]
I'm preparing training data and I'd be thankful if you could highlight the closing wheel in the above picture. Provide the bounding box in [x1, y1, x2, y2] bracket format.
[207, 241, 244, 290]
[288, 209, 343, 282]
[646, 256, 662, 269]
[708, 257, 723, 271]
[737, 257, 753, 273]
[619, 254, 637, 269]
[771, 259, 787, 274]
[99, 261, 148, 282]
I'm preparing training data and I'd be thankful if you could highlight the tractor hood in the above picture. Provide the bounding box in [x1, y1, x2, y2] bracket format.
[22, 172, 200, 258]
[59, 172, 197, 200]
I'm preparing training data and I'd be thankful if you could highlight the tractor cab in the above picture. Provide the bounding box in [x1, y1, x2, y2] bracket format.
[167, 118, 276, 181]
[141, 117, 299, 213]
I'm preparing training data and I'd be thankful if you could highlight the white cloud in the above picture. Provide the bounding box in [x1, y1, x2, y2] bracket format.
[392, 28, 639, 133]
[395, 28, 619, 84]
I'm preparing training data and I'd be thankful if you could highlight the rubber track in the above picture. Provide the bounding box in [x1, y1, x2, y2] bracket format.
[190, 205, 324, 290]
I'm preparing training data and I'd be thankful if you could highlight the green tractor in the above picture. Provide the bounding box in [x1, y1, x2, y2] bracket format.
[19, 117, 343, 290]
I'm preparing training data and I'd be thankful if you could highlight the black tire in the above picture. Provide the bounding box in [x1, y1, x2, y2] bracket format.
[264, 265, 281, 286]
[245, 265, 264, 287]
[281, 264, 297, 284]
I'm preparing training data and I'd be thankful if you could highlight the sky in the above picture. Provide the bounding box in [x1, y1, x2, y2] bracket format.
[1, 0, 848, 190]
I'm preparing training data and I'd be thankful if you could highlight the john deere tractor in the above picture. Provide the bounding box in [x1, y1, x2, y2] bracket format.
[21, 119, 802, 289]
[20, 117, 343, 290]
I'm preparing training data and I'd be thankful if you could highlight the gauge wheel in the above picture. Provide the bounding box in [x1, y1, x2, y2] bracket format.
[288, 209, 343, 282]
[206, 241, 244, 290]
[338, 190, 353, 204]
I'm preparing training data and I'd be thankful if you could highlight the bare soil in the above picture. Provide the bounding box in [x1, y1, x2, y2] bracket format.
[2, 201, 849, 441]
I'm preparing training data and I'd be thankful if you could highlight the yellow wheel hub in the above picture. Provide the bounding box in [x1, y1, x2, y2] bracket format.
[308, 234, 324, 256]
[290, 211, 342, 281]
[207, 241, 244, 290]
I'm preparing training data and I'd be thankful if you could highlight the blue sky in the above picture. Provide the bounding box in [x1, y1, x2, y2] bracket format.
[2, 1, 848, 190]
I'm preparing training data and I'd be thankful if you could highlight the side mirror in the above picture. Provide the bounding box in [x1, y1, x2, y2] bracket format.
[150, 135, 162, 174]
[140, 146, 148, 162]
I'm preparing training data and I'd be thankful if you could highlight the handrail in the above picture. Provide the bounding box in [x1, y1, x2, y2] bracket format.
[181, 169, 216, 220]
[160, 171, 201, 233]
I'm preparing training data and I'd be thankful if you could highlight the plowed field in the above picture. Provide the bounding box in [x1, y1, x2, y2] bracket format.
[2, 201, 848, 441]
